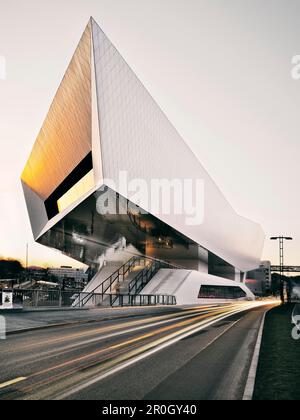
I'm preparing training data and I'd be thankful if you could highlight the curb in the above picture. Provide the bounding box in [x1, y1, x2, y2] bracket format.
[0, 309, 23, 314]
[0, 308, 88, 315]
[242, 307, 271, 400]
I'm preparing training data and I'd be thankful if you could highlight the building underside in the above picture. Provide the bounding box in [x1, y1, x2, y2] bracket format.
[38, 186, 238, 281]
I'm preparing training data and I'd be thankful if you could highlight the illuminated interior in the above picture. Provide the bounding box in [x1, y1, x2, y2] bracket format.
[57, 170, 94, 213]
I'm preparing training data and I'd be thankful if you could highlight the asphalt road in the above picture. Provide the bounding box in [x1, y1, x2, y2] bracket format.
[0, 302, 276, 400]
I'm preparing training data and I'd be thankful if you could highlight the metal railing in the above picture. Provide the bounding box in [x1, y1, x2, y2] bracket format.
[75, 255, 182, 308]
[0, 289, 176, 309]
[109, 294, 176, 307]
[2, 289, 81, 308]
[128, 260, 180, 295]
[75, 292, 176, 308]
[74, 256, 149, 308]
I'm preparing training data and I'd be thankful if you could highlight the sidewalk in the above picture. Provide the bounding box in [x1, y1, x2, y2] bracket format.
[0, 305, 181, 335]
[253, 303, 300, 400]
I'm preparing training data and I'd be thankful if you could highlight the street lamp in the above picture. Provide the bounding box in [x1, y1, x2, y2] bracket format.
[270, 236, 293, 303]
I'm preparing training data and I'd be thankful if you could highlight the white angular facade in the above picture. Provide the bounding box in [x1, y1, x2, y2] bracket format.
[21, 18, 265, 283]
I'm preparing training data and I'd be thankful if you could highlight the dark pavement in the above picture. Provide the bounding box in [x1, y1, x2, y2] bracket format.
[0, 302, 276, 400]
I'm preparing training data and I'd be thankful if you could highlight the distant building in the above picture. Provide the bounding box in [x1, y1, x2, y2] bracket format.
[290, 278, 300, 301]
[26, 268, 47, 280]
[245, 261, 271, 296]
[47, 266, 89, 289]
[0, 279, 15, 288]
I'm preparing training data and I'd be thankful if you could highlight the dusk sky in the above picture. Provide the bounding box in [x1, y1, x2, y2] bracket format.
[1, 0, 300, 267]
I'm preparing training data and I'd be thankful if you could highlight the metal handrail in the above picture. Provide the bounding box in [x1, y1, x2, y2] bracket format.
[109, 293, 177, 307]
[128, 260, 179, 295]
[76, 255, 181, 308]
[0, 289, 176, 309]
[75, 256, 138, 307]
[76, 256, 152, 307]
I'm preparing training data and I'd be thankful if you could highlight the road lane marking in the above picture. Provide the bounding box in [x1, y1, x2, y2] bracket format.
[55, 303, 270, 399]
[0, 377, 27, 390]
[242, 305, 278, 401]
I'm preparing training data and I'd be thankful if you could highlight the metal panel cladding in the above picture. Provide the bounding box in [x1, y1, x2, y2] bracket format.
[21, 22, 92, 201]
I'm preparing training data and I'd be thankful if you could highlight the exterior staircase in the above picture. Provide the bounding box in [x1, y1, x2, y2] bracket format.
[74, 256, 180, 308]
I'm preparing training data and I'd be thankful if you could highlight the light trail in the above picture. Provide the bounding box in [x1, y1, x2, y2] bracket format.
[54, 302, 279, 400]
[0, 301, 279, 400]
[16, 305, 225, 351]
[8, 308, 218, 363]
[1, 306, 234, 398]
[28, 307, 229, 379]
[20, 310, 231, 398]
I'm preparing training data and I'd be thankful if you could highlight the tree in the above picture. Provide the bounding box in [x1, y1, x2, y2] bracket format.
[0, 259, 24, 279]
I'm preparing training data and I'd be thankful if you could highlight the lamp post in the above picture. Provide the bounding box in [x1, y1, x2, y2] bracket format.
[270, 236, 293, 303]
[25, 243, 29, 284]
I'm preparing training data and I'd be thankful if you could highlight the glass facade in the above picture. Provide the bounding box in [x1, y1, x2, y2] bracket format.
[198, 285, 246, 299]
[38, 187, 201, 275]
[208, 252, 236, 281]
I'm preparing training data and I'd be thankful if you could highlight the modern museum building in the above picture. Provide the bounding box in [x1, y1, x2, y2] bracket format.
[21, 18, 265, 305]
